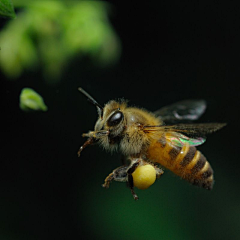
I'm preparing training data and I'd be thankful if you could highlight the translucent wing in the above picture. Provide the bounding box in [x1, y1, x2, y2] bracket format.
[154, 99, 206, 123]
[165, 132, 206, 147]
[160, 123, 226, 136]
[144, 123, 226, 147]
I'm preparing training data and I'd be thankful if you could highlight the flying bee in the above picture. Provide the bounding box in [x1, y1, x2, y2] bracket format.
[77, 87, 226, 200]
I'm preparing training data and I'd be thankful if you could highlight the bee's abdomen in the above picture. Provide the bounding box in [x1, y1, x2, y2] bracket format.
[174, 145, 214, 190]
[147, 136, 214, 190]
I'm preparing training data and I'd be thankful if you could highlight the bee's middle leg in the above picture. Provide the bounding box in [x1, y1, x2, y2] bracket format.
[102, 158, 142, 200]
[102, 165, 128, 188]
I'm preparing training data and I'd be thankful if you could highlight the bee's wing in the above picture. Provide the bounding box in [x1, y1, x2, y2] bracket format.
[143, 123, 226, 147]
[154, 99, 206, 123]
[165, 132, 206, 147]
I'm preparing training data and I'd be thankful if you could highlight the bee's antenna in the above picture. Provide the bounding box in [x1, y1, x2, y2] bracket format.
[78, 87, 103, 118]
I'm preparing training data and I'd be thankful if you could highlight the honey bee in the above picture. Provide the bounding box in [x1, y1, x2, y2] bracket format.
[77, 87, 226, 200]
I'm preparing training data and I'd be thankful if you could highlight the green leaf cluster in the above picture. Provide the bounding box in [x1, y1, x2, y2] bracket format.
[0, 0, 15, 18]
[0, 1, 120, 82]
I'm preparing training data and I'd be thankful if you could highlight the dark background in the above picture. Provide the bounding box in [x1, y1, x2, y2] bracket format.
[1, 2, 240, 240]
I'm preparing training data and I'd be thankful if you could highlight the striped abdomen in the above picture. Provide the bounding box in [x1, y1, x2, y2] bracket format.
[147, 134, 214, 189]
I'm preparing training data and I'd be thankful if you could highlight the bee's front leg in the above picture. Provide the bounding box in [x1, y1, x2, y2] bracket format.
[77, 137, 95, 157]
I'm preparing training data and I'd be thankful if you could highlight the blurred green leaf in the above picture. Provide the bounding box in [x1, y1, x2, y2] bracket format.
[0, 0, 16, 18]
[19, 88, 48, 111]
[0, 1, 121, 82]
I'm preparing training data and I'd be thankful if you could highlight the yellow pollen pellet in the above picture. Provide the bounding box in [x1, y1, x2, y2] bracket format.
[132, 164, 156, 190]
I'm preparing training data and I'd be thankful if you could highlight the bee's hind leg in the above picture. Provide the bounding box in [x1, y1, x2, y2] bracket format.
[126, 159, 141, 200]
[127, 174, 139, 200]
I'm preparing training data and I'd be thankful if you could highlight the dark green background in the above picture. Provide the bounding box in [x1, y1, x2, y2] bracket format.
[1, 2, 239, 240]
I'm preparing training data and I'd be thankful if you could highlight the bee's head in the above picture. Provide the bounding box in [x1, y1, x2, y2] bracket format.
[94, 100, 127, 137]
[78, 88, 127, 154]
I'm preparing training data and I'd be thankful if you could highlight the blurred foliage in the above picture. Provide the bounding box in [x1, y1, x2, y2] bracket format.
[0, 1, 121, 82]
[0, 0, 16, 18]
[19, 87, 48, 111]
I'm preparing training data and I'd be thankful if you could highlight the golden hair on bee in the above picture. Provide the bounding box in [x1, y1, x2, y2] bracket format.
[78, 87, 226, 200]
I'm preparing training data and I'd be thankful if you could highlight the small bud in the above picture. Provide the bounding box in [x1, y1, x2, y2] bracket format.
[19, 88, 48, 111]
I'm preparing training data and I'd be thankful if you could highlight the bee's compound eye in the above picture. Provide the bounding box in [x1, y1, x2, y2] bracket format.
[107, 111, 123, 127]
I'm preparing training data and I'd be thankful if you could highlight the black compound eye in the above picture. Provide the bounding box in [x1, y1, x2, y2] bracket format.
[107, 111, 123, 127]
